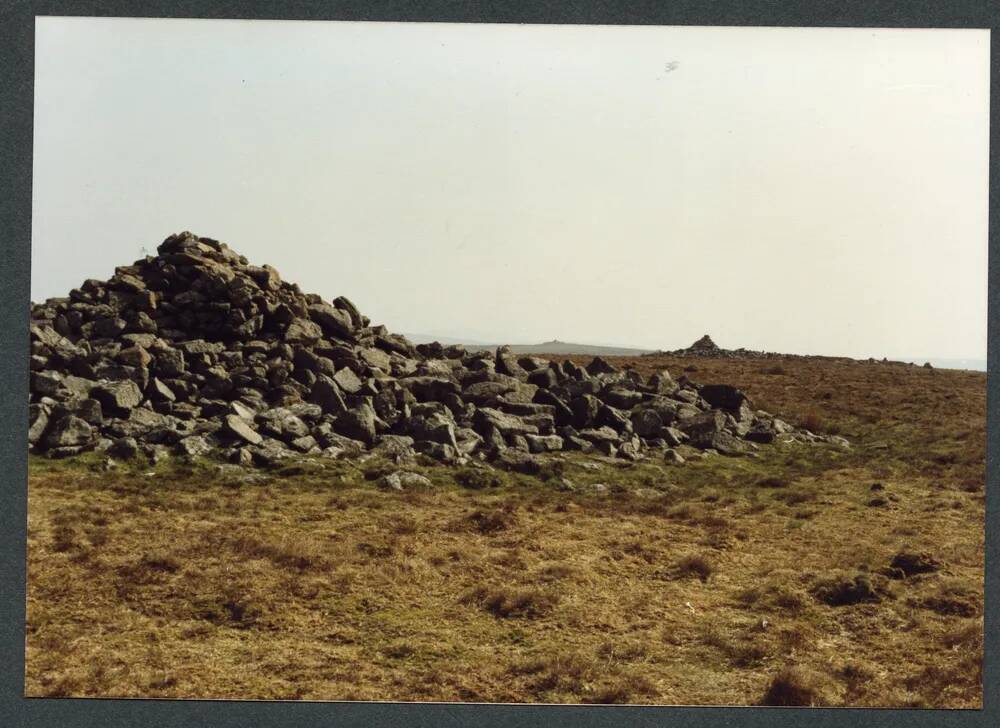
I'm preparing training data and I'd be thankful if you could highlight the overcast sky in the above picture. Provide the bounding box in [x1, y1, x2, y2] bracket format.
[32, 18, 989, 360]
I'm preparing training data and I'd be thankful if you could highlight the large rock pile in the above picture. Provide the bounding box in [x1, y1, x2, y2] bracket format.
[28, 232, 841, 470]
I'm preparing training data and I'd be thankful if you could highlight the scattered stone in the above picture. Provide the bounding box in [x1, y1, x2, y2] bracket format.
[378, 471, 432, 490]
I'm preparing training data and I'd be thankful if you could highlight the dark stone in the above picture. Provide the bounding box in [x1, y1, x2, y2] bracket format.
[570, 394, 600, 428]
[148, 377, 176, 402]
[586, 356, 617, 376]
[284, 317, 324, 344]
[463, 380, 516, 405]
[525, 434, 563, 453]
[155, 348, 185, 376]
[602, 387, 644, 409]
[401, 376, 459, 402]
[533, 389, 574, 426]
[108, 436, 140, 459]
[494, 449, 542, 474]
[28, 404, 50, 446]
[92, 380, 143, 415]
[596, 404, 632, 433]
[473, 408, 539, 437]
[308, 303, 355, 338]
[699, 384, 750, 412]
[527, 367, 559, 389]
[75, 398, 104, 425]
[308, 375, 347, 415]
[630, 409, 663, 438]
[409, 412, 459, 450]
[334, 403, 376, 445]
[43, 415, 93, 449]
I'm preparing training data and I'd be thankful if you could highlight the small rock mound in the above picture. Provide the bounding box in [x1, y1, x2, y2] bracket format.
[688, 334, 721, 354]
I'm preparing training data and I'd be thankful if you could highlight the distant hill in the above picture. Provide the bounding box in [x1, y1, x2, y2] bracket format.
[402, 335, 653, 357]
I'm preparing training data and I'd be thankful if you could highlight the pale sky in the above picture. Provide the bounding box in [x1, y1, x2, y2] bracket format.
[32, 18, 989, 360]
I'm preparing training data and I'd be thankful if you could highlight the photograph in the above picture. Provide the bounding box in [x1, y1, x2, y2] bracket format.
[24, 16, 987, 707]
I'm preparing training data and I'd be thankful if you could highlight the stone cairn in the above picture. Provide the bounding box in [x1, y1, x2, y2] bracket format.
[28, 232, 841, 471]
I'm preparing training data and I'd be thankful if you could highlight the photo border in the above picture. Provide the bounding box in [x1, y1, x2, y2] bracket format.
[1, 2, 995, 727]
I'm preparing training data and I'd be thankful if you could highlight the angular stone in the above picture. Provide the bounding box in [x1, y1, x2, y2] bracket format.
[31, 371, 64, 397]
[223, 414, 263, 445]
[570, 394, 600, 428]
[596, 404, 632, 433]
[699, 384, 750, 413]
[578, 426, 620, 444]
[309, 375, 347, 415]
[118, 346, 152, 369]
[473, 408, 539, 437]
[663, 427, 686, 447]
[332, 367, 363, 395]
[410, 412, 459, 449]
[494, 449, 542, 474]
[378, 471, 432, 491]
[525, 434, 563, 453]
[156, 348, 186, 376]
[495, 347, 528, 379]
[533, 389, 574, 426]
[177, 339, 224, 356]
[258, 409, 310, 442]
[109, 436, 140, 459]
[92, 380, 143, 414]
[648, 370, 676, 394]
[284, 317, 324, 344]
[176, 435, 212, 457]
[463, 380, 516, 405]
[664, 449, 685, 465]
[401, 376, 459, 402]
[527, 367, 559, 389]
[28, 404, 50, 445]
[631, 408, 663, 438]
[75, 398, 104, 425]
[290, 435, 319, 453]
[308, 304, 355, 339]
[602, 388, 644, 410]
[43, 415, 93, 449]
[148, 377, 176, 402]
[334, 403, 376, 445]
[359, 347, 392, 371]
[586, 356, 617, 376]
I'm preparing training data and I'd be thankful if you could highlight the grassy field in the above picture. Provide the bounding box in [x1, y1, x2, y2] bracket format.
[25, 355, 985, 706]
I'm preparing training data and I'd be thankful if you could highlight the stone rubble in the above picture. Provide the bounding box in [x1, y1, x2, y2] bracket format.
[28, 232, 844, 470]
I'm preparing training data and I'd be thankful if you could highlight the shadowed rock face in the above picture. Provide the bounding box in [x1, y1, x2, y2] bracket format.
[28, 232, 840, 469]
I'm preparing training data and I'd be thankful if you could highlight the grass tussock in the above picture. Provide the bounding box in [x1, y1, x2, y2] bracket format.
[811, 572, 883, 607]
[759, 665, 835, 706]
[465, 506, 518, 535]
[670, 553, 716, 582]
[460, 585, 557, 618]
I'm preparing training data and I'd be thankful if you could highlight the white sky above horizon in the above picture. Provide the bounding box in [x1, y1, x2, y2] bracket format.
[32, 18, 989, 360]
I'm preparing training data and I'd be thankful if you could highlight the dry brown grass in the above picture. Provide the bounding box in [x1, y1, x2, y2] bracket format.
[25, 355, 985, 705]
